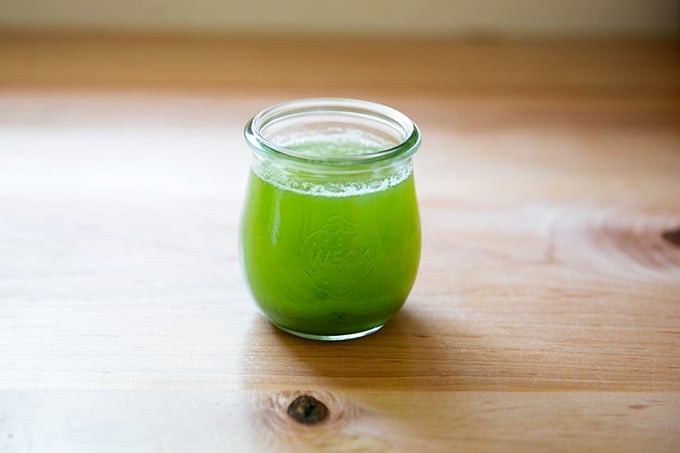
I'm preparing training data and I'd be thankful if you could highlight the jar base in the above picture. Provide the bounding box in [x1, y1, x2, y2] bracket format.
[275, 323, 385, 341]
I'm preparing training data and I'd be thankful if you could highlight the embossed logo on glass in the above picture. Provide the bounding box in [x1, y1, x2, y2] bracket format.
[303, 216, 377, 297]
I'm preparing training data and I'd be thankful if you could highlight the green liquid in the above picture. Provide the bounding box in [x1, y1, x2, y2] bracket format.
[240, 165, 421, 338]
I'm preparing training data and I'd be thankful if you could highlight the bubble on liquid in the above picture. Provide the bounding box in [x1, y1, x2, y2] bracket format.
[272, 128, 396, 158]
[252, 129, 413, 197]
[253, 162, 412, 198]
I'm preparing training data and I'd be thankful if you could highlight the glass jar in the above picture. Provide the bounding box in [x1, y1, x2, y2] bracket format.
[240, 98, 421, 341]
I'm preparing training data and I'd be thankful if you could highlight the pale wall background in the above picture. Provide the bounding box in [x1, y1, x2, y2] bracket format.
[0, 0, 678, 36]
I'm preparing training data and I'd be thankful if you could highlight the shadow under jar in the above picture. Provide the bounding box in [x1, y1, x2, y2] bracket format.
[240, 98, 421, 341]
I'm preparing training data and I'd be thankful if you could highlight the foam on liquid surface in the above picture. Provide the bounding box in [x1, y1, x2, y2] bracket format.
[254, 132, 411, 198]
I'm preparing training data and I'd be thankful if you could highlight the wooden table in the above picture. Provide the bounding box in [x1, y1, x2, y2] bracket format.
[1, 31, 679, 451]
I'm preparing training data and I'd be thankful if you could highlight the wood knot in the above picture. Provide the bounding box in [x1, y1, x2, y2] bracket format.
[661, 228, 680, 247]
[287, 394, 329, 425]
[251, 390, 360, 436]
[579, 215, 680, 272]
[249, 391, 379, 450]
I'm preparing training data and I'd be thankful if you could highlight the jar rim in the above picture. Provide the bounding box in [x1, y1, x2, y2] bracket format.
[244, 98, 421, 166]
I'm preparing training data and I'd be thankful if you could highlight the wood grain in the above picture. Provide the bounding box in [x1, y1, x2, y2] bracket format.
[0, 32, 679, 451]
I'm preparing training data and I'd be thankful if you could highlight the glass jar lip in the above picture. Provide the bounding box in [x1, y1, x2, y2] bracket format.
[244, 97, 421, 165]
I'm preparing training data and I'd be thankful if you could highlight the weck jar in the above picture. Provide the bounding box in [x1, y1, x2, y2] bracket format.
[240, 98, 421, 340]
